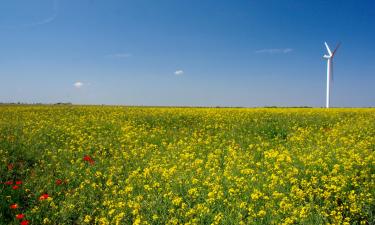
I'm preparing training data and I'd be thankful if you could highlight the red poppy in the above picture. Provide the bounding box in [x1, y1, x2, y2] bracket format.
[55, 179, 63, 185]
[16, 214, 25, 219]
[10, 203, 18, 209]
[39, 193, 49, 200]
[12, 185, 20, 190]
[83, 155, 95, 165]
[16, 181, 22, 185]
[20, 220, 29, 225]
[5, 181, 13, 185]
[8, 163, 14, 171]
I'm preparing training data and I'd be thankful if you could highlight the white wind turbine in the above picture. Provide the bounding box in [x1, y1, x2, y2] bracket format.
[323, 42, 341, 108]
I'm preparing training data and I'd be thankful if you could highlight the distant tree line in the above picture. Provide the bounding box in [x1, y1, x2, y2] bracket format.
[0, 102, 73, 105]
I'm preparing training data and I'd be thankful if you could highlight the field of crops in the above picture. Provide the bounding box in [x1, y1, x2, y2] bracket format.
[0, 106, 374, 225]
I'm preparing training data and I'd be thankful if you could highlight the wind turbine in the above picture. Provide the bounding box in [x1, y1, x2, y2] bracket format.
[323, 42, 340, 108]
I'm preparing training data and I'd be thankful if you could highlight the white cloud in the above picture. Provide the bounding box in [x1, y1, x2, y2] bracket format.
[106, 53, 132, 58]
[255, 48, 293, 54]
[73, 81, 83, 88]
[174, 70, 184, 75]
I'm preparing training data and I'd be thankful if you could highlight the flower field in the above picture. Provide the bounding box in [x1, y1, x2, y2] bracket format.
[0, 106, 374, 225]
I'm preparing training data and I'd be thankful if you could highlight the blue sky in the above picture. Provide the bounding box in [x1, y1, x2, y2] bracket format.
[0, 0, 374, 107]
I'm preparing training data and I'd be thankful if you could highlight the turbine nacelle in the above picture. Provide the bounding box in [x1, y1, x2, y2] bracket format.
[324, 42, 341, 58]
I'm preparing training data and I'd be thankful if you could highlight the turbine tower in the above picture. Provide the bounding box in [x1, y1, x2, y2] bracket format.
[323, 42, 340, 108]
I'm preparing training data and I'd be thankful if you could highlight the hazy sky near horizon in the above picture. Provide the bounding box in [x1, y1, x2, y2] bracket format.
[1, 0, 374, 107]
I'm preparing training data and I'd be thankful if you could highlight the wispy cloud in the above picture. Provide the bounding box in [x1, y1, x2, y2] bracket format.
[255, 48, 293, 54]
[27, 14, 58, 27]
[106, 53, 132, 58]
[174, 70, 184, 76]
[0, 0, 59, 29]
[25, 0, 59, 27]
[73, 81, 83, 88]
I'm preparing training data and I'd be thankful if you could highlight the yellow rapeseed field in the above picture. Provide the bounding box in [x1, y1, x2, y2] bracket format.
[0, 106, 374, 225]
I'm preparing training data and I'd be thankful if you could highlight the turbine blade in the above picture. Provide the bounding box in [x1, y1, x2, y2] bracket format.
[332, 42, 341, 57]
[325, 42, 332, 56]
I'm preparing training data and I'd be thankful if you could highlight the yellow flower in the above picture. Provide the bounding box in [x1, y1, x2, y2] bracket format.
[257, 210, 266, 218]
[172, 196, 182, 206]
[43, 218, 51, 224]
[97, 217, 109, 225]
[84, 215, 92, 223]
[133, 217, 141, 225]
